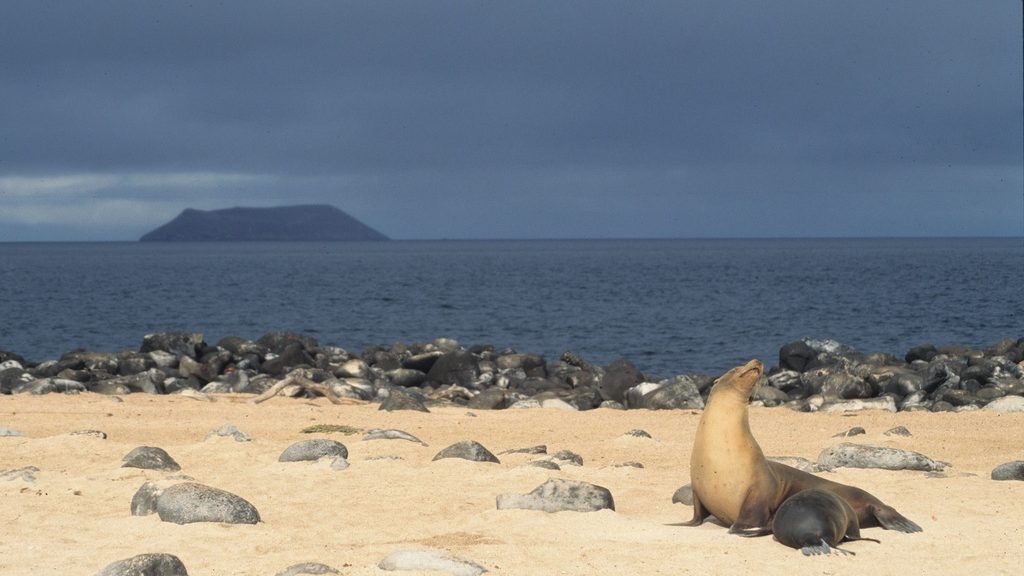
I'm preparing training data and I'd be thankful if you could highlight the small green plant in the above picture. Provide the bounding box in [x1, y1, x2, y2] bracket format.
[300, 424, 363, 435]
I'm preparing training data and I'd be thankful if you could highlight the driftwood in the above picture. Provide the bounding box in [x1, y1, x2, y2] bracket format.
[249, 374, 363, 405]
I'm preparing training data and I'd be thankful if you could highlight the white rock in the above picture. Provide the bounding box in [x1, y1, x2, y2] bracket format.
[983, 395, 1024, 413]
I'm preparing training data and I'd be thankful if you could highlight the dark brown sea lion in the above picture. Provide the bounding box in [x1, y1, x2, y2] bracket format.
[680, 359, 921, 536]
[771, 488, 880, 555]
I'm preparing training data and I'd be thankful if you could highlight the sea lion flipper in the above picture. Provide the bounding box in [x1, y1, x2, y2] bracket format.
[727, 487, 773, 537]
[672, 492, 711, 527]
[801, 539, 855, 556]
[871, 504, 923, 533]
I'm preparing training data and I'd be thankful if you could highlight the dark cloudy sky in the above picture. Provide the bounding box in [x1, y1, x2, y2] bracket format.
[1, 1, 1021, 241]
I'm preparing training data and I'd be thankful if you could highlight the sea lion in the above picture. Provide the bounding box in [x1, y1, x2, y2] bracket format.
[680, 359, 921, 536]
[771, 489, 880, 555]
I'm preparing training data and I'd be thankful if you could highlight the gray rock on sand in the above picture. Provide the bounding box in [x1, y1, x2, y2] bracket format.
[70, 429, 108, 439]
[991, 461, 1024, 481]
[155, 482, 261, 524]
[624, 429, 652, 438]
[122, 446, 181, 471]
[94, 553, 189, 576]
[671, 484, 693, 505]
[551, 450, 583, 466]
[363, 428, 427, 446]
[885, 426, 912, 437]
[0, 427, 23, 437]
[833, 426, 866, 438]
[1, 466, 40, 482]
[496, 478, 615, 513]
[274, 562, 341, 576]
[816, 443, 946, 472]
[379, 549, 486, 576]
[983, 395, 1024, 413]
[499, 445, 547, 456]
[527, 460, 561, 470]
[130, 477, 195, 516]
[432, 441, 500, 463]
[205, 424, 251, 442]
[279, 439, 348, 462]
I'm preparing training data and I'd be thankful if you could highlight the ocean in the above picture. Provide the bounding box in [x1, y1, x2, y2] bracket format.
[1, 238, 1021, 377]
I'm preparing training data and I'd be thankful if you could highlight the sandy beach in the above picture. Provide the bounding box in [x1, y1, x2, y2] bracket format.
[1, 393, 1021, 575]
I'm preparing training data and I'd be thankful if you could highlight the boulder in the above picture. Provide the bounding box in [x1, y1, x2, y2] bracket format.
[279, 439, 349, 462]
[432, 441, 499, 463]
[155, 482, 260, 525]
[140, 332, 203, 359]
[94, 553, 188, 576]
[496, 478, 615, 512]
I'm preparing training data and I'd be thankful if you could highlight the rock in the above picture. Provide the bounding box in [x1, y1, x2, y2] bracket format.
[833, 426, 866, 438]
[279, 439, 349, 462]
[155, 482, 261, 525]
[402, 351, 445, 373]
[0, 427, 23, 436]
[816, 443, 946, 472]
[991, 461, 1024, 481]
[496, 353, 546, 372]
[432, 441, 499, 463]
[641, 376, 705, 409]
[496, 478, 615, 513]
[426, 350, 480, 388]
[0, 466, 39, 482]
[379, 387, 429, 412]
[274, 563, 341, 576]
[378, 549, 486, 576]
[130, 478, 194, 516]
[16, 377, 88, 395]
[885, 426, 912, 437]
[615, 461, 644, 468]
[551, 450, 584, 466]
[466, 387, 508, 410]
[508, 398, 541, 409]
[598, 359, 644, 404]
[819, 396, 897, 413]
[779, 340, 817, 372]
[983, 395, 1024, 413]
[499, 445, 547, 455]
[386, 368, 428, 388]
[539, 398, 577, 411]
[905, 344, 939, 363]
[821, 372, 873, 399]
[527, 460, 560, 470]
[140, 332, 203, 359]
[70, 429, 108, 439]
[122, 447, 181, 472]
[204, 424, 251, 442]
[363, 428, 427, 446]
[671, 484, 693, 505]
[257, 331, 319, 355]
[94, 553, 189, 576]
[262, 343, 316, 377]
[625, 429, 652, 438]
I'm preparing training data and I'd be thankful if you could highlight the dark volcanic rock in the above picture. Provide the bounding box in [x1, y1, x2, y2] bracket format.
[905, 344, 939, 363]
[257, 331, 319, 354]
[779, 340, 817, 372]
[426, 350, 480, 388]
[496, 478, 615, 512]
[379, 386, 430, 412]
[155, 482, 261, 524]
[641, 376, 705, 410]
[279, 439, 349, 462]
[140, 332, 204, 359]
[122, 446, 181, 472]
[94, 553, 189, 576]
[139, 204, 388, 242]
[432, 440, 500, 463]
[261, 343, 316, 377]
[467, 387, 508, 410]
[598, 359, 644, 404]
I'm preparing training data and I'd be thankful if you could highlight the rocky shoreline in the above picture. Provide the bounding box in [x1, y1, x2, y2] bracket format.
[2, 332, 1023, 413]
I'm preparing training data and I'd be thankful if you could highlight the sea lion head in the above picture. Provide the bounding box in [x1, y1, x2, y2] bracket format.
[708, 359, 764, 401]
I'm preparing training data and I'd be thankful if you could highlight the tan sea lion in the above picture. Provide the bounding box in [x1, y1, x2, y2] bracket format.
[771, 488, 880, 555]
[680, 359, 921, 536]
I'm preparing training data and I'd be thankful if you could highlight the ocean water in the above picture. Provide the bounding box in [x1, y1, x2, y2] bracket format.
[0, 238, 1021, 377]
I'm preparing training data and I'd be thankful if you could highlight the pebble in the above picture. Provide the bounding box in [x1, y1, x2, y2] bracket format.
[363, 428, 427, 446]
[205, 423, 252, 442]
[0, 427, 23, 437]
[499, 445, 547, 455]
[983, 396, 1024, 413]
[833, 426, 866, 437]
[624, 429, 652, 438]
[274, 562, 341, 576]
[0, 466, 39, 482]
[885, 426, 912, 437]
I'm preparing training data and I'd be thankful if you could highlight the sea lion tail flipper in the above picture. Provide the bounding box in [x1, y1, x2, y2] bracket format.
[872, 505, 923, 533]
[801, 540, 855, 556]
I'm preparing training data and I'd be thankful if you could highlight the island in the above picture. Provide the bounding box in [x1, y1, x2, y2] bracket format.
[139, 205, 389, 242]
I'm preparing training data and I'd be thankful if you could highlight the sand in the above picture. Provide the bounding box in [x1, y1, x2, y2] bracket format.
[1, 393, 1021, 575]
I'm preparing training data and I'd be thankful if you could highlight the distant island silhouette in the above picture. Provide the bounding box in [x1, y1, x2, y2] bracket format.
[139, 205, 389, 242]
